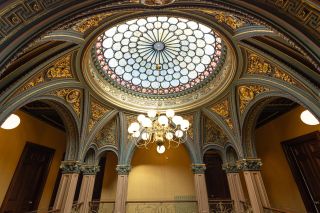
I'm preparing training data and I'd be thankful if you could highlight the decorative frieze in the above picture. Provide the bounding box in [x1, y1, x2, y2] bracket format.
[211, 99, 233, 129]
[46, 54, 72, 79]
[88, 101, 110, 131]
[116, 165, 131, 175]
[60, 161, 81, 174]
[204, 116, 229, 146]
[236, 159, 263, 171]
[51, 88, 81, 117]
[72, 14, 111, 33]
[93, 118, 117, 148]
[80, 165, 100, 175]
[192, 164, 206, 174]
[133, 0, 175, 6]
[238, 85, 270, 113]
[205, 11, 246, 30]
[19, 73, 45, 93]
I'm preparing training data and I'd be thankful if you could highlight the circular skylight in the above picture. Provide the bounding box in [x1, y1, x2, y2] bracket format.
[94, 16, 225, 96]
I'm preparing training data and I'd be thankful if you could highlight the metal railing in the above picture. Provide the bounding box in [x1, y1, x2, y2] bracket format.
[240, 201, 253, 213]
[209, 199, 234, 213]
[71, 202, 83, 213]
[125, 200, 198, 213]
[89, 200, 115, 213]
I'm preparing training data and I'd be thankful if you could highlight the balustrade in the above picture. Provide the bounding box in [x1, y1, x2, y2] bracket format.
[89, 201, 115, 213]
[71, 202, 83, 213]
[208, 199, 234, 213]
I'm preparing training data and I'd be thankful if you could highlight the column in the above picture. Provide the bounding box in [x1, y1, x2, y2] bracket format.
[192, 164, 210, 213]
[53, 161, 81, 213]
[237, 159, 270, 213]
[223, 163, 246, 213]
[78, 164, 100, 213]
[114, 165, 131, 213]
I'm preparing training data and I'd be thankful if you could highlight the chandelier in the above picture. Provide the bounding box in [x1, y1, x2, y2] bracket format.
[128, 109, 190, 154]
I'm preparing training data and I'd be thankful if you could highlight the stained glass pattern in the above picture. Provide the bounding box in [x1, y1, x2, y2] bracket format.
[95, 16, 225, 95]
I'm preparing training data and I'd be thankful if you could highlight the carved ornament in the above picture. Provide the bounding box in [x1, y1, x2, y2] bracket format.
[191, 164, 206, 174]
[236, 159, 263, 171]
[204, 116, 228, 146]
[222, 162, 239, 173]
[211, 99, 233, 129]
[116, 165, 131, 175]
[80, 165, 100, 175]
[46, 54, 72, 79]
[132, 0, 175, 6]
[238, 85, 269, 113]
[88, 101, 110, 131]
[73, 14, 111, 33]
[94, 118, 117, 148]
[19, 73, 45, 93]
[51, 88, 81, 117]
[60, 161, 81, 174]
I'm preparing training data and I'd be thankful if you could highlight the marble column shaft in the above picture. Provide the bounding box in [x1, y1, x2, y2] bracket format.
[114, 165, 130, 213]
[192, 164, 210, 213]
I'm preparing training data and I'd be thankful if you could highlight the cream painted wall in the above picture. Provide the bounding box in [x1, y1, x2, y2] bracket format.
[0, 110, 66, 210]
[100, 152, 118, 201]
[127, 143, 195, 201]
[255, 106, 320, 213]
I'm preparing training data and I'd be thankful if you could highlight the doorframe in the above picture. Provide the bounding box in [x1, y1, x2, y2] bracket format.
[0, 142, 55, 212]
[282, 131, 320, 213]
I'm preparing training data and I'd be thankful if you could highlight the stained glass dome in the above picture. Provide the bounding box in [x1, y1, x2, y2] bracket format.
[94, 16, 226, 97]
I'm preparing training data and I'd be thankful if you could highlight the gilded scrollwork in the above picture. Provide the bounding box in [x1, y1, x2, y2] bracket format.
[88, 101, 110, 131]
[93, 118, 117, 148]
[46, 54, 72, 79]
[211, 99, 233, 129]
[51, 88, 81, 117]
[204, 116, 228, 146]
[273, 68, 296, 85]
[238, 85, 269, 113]
[19, 73, 45, 93]
[72, 14, 111, 33]
[133, 0, 175, 6]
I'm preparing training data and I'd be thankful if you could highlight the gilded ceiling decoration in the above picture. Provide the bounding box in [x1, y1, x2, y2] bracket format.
[72, 14, 112, 33]
[88, 100, 110, 131]
[51, 88, 81, 117]
[238, 85, 270, 114]
[93, 117, 117, 148]
[247, 53, 297, 85]
[19, 72, 46, 93]
[132, 0, 175, 6]
[201, 10, 247, 30]
[211, 99, 233, 129]
[204, 116, 228, 146]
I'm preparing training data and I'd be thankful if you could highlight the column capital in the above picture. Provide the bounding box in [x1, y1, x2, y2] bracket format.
[80, 164, 100, 175]
[116, 164, 131, 175]
[191, 164, 206, 174]
[236, 158, 263, 171]
[60, 161, 81, 174]
[222, 162, 240, 173]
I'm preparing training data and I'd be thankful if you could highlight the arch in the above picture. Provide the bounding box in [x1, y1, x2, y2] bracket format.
[225, 145, 239, 163]
[84, 148, 96, 164]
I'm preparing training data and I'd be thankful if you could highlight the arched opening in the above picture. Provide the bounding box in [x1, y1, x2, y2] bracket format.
[203, 149, 230, 201]
[0, 100, 72, 212]
[248, 97, 320, 212]
[127, 143, 197, 212]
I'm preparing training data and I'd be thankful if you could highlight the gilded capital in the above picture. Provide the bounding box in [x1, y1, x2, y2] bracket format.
[80, 164, 100, 175]
[60, 161, 81, 174]
[191, 164, 206, 174]
[116, 165, 131, 175]
[236, 159, 263, 171]
[222, 162, 240, 173]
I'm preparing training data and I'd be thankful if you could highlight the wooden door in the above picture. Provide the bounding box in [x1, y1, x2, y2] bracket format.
[204, 151, 230, 200]
[0, 142, 54, 213]
[282, 131, 320, 213]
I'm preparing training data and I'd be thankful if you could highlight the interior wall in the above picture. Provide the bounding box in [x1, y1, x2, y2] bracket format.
[100, 152, 118, 200]
[255, 106, 320, 213]
[127, 143, 195, 201]
[0, 110, 66, 209]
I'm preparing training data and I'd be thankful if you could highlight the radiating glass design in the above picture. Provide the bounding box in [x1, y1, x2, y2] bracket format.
[95, 16, 225, 95]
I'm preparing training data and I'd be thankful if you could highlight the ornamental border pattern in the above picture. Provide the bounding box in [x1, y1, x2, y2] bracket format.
[210, 98, 233, 129]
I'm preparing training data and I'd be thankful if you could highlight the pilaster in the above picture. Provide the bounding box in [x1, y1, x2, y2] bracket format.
[114, 165, 131, 213]
[192, 164, 210, 213]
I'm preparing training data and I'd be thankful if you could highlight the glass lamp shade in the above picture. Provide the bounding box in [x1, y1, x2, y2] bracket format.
[132, 131, 141, 138]
[130, 122, 140, 132]
[147, 110, 157, 118]
[156, 144, 166, 154]
[180, 119, 190, 131]
[1, 114, 20, 130]
[175, 129, 183, 138]
[141, 132, 150, 140]
[172, 116, 183, 125]
[137, 114, 146, 123]
[165, 132, 174, 140]
[165, 109, 175, 118]
[300, 110, 319, 125]
[141, 117, 152, 128]
[158, 115, 169, 127]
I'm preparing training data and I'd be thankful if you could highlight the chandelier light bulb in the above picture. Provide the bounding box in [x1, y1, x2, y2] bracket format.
[175, 129, 184, 138]
[172, 115, 183, 125]
[158, 115, 169, 127]
[165, 109, 175, 118]
[133, 131, 141, 138]
[165, 132, 174, 140]
[147, 110, 157, 118]
[300, 110, 319, 125]
[131, 122, 140, 132]
[141, 132, 150, 140]
[137, 114, 146, 123]
[180, 119, 190, 131]
[157, 144, 166, 154]
[141, 117, 152, 128]
[128, 125, 135, 134]
[1, 114, 21, 130]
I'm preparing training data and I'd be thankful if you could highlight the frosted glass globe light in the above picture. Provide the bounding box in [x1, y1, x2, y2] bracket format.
[131, 122, 140, 132]
[165, 132, 174, 140]
[172, 116, 183, 125]
[128, 125, 135, 134]
[166, 109, 175, 118]
[141, 117, 152, 128]
[141, 132, 150, 140]
[180, 120, 190, 131]
[300, 110, 319, 125]
[137, 114, 146, 123]
[147, 110, 157, 118]
[175, 130, 183, 138]
[157, 144, 166, 154]
[1, 114, 21, 130]
[158, 115, 169, 127]
[133, 131, 141, 138]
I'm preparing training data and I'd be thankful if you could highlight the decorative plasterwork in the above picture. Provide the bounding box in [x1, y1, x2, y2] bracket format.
[93, 117, 117, 148]
[204, 116, 228, 146]
[247, 53, 297, 85]
[80, 165, 100, 175]
[222, 162, 239, 173]
[191, 164, 206, 174]
[211, 99, 233, 129]
[202, 10, 247, 30]
[238, 85, 270, 114]
[88, 100, 110, 131]
[236, 158, 262, 171]
[18, 53, 73, 93]
[60, 161, 81, 174]
[72, 13, 111, 33]
[131, 0, 175, 6]
[51, 88, 81, 117]
[116, 165, 131, 175]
